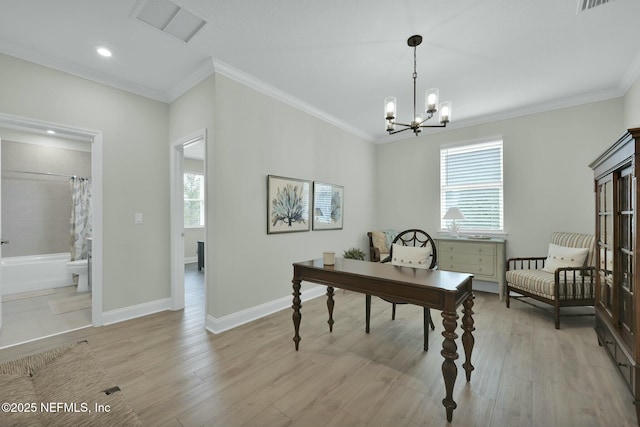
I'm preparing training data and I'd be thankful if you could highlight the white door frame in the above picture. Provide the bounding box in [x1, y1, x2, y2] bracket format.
[170, 128, 207, 312]
[0, 112, 104, 327]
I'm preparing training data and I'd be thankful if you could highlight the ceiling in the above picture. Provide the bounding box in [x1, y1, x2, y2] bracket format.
[1, 0, 639, 143]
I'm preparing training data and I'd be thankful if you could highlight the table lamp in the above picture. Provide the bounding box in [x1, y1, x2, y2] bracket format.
[443, 207, 465, 237]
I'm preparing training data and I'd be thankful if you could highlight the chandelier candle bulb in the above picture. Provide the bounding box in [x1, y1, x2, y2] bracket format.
[425, 88, 439, 113]
[385, 97, 396, 120]
[439, 101, 452, 124]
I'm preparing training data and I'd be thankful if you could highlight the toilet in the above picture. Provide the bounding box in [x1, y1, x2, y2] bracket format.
[67, 259, 89, 292]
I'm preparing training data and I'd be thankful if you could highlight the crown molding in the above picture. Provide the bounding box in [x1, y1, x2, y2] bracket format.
[164, 58, 215, 102]
[211, 58, 375, 142]
[620, 51, 640, 95]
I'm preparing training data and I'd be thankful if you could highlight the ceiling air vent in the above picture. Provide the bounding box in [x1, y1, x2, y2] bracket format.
[577, 0, 614, 13]
[134, 0, 206, 43]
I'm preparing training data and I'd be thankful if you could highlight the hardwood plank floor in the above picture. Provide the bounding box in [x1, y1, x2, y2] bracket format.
[0, 274, 637, 426]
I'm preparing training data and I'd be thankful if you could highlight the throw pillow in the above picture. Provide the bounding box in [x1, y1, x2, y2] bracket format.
[542, 243, 589, 273]
[391, 244, 432, 269]
[371, 231, 389, 254]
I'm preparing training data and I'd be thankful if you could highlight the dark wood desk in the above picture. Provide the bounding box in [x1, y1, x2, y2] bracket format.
[291, 258, 475, 423]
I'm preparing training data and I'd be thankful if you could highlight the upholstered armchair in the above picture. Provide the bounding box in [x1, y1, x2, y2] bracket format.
[367, 230, 398, 262]
[505, 232, 596, 329]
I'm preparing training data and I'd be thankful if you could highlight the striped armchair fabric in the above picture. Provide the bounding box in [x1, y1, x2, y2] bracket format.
[505, 232, 596, 329]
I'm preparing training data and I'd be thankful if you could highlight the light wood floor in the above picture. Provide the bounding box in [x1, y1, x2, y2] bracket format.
[0, 275, 637, 426]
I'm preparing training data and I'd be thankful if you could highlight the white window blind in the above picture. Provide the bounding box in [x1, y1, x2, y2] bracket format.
[440, 139, 504, 232]
[184, 172, 205, 227]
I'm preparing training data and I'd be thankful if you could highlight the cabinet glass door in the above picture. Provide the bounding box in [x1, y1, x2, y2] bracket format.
[618, 168, 634, 340]
[597, 177, 614, 313]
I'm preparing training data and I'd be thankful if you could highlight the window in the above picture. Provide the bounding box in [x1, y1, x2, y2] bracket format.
[440, 139, 503, 232]
[184, 172, 205, 227]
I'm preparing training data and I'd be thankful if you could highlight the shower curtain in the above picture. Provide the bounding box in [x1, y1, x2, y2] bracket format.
[70, 177, 92, 262]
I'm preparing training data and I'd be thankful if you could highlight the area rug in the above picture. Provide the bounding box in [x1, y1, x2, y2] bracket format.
[0, 341, 142, 426]
[48, 293, 91, 315]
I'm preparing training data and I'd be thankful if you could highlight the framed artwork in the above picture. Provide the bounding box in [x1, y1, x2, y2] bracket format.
[312, 181, 344, 230]
[267, 175, 311, 234]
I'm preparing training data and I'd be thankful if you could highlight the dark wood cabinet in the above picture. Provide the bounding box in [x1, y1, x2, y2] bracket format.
[197, 240, 204, 271]
[590, 128, 640, 424]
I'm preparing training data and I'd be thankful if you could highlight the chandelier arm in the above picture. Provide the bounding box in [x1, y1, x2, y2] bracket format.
[388, 127, 414, 135]
[418, 123, 447, 129]
[416, 112, 435, 126]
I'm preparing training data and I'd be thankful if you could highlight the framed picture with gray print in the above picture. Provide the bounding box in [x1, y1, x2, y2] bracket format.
[267, 175, 311, 234]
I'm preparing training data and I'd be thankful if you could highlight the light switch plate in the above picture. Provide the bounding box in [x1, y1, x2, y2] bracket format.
[135, 213, 143, 224]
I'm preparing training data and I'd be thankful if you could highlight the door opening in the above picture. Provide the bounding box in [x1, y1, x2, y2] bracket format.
[170, 129, 207, 321]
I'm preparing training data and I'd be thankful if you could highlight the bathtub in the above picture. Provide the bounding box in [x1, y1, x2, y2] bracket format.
[1, 253, 73, 296]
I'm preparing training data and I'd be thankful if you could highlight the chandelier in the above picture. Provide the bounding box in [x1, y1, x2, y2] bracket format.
[385, 35, 452, 136]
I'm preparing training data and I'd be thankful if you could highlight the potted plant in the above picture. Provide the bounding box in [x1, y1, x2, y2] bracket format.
[343, 247, 366, 261]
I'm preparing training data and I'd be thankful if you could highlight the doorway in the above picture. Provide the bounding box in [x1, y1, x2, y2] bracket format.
[0, 113, 103, 348]
[170, 129, 207, 321]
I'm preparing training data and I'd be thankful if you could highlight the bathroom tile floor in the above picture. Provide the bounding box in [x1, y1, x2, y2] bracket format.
[0, 285, 92, 349]
[0, 263, 204, 349]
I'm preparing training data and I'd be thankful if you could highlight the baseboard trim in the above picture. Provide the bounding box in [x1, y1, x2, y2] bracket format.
[206, 285, 326, 334]
[102, 298, 171, 326]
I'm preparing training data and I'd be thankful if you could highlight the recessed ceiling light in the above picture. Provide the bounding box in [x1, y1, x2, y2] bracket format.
[46, 130, 56, 135]
[96, 47, 112, 57]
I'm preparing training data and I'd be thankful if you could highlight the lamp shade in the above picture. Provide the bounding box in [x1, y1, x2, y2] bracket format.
[443, 207, 465, 220]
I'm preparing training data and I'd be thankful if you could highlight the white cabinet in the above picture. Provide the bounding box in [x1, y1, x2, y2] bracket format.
[437, 237, 506, 300]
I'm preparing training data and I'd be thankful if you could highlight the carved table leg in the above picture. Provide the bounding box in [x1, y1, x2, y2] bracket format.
[441, 310, 459, 422]
[365, 294, 371, 333]
[292, 279, 302, 351]
[462, 295, 475, 381]
[327, 286, 335, 332]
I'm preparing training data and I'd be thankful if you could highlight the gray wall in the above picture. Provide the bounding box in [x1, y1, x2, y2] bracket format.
[171, 74, 377, 318]
[0, 48, 639, 325]
[0, 53, 170, 312]
[1, 139, 91, 257]
[375, 98, 625, 259]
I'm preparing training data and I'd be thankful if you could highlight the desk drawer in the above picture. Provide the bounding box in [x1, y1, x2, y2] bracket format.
[439, 241, 496, 256]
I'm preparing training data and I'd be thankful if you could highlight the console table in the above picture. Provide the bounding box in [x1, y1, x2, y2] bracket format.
[437, 237, 506, 300]
[291, 258, 475, 422]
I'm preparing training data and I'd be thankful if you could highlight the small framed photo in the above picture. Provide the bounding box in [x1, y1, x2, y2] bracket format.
[267, 175, 311, 234]
[312, 182, 344, 230]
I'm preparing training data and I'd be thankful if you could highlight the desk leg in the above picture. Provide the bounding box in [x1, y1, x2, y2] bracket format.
[365, 295, 371, 333]
[326, 286, 335, 332]
[292, 279, 302, 351]
[462, 295, 475, 381]
[441, 310, 459, 422]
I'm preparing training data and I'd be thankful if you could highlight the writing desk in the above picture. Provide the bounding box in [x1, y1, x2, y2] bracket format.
[291, 258, 475, 423]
